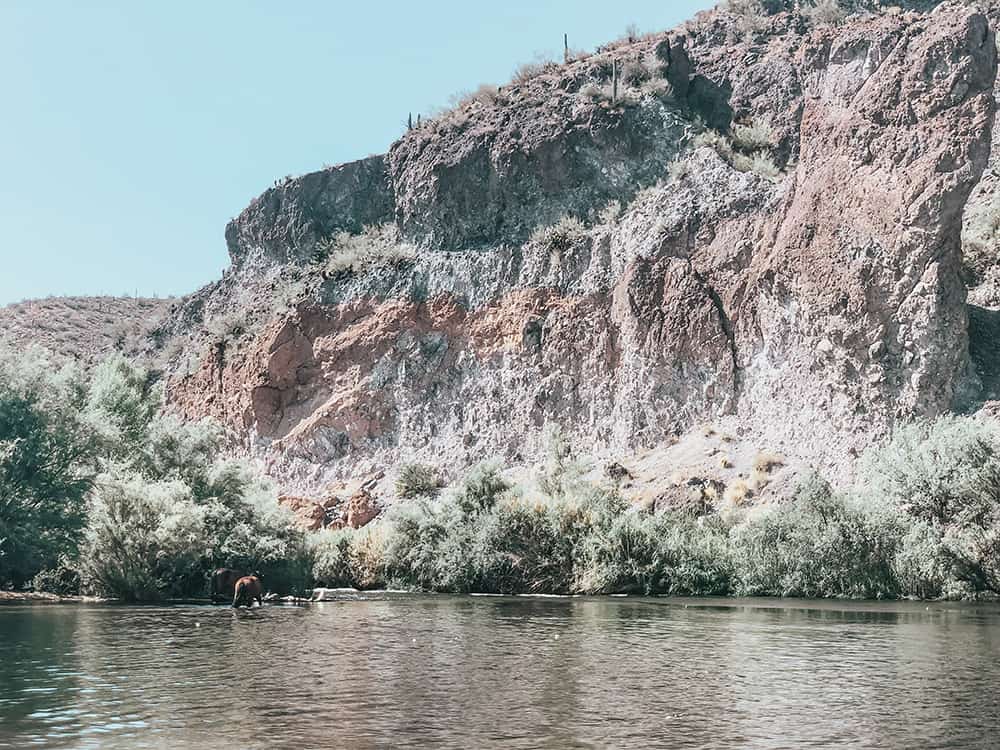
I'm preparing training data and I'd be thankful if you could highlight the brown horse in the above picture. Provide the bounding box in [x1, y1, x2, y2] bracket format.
[232, 574, 264, 608]
[210, 568, 243, 603]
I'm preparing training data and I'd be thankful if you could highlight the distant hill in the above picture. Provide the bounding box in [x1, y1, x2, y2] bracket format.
[0, 295, 174, 363]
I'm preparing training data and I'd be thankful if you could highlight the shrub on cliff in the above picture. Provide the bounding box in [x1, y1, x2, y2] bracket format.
[693, 128, 781, 182]
[730, 118, 773, 153]
[318, 224, 416, 278]
[801, 0, 847, 26]
[530, 216, 587, 253]
[725, 0, 767, 38]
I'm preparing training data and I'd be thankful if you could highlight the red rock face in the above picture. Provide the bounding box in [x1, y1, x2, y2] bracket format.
[345, 490, 379, 529]
[278, 495, 327, 531]
[168, 5, 997, 489]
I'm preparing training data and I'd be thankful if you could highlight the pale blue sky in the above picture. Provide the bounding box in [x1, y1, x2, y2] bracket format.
[0, 1, 715, 305]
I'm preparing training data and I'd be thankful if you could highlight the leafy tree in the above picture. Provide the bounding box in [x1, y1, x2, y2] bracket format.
[0, 347, 94, 587]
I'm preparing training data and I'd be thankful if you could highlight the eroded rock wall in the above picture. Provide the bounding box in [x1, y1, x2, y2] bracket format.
[169, 3, 996, 492]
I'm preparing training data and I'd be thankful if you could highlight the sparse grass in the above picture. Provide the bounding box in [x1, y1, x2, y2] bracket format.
[668, 158, 690, 182]
[597, 200, 622, 225]
[531, 215, 588, 252]
[449, 84, 503, 109]
[731, 118, 774, 153]
[737, 152, 781, 181]
[749, 467, 770, 492]
[725, 0, 767, 38]
[724, 479, 751, 507]
[801, 0, 847, 26]
[0, 296, 173, 363]
[748, 451, 784, 491]
[753, 451, 785, 473]
[512, 56, 559, 84]
[317, 224, 417, 278]
[621, 59, 652, 86]
[639, 78, 671, 98]
[962, 192, 1000, 285]
[206, 311, 246, 343]
[694, 128, 782, 182]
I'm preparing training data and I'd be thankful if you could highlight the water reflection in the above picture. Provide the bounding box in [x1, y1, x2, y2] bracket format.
[0, 597, 997, 749]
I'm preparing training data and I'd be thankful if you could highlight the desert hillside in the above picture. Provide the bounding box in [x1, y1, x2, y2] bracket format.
[0, 296, 172, 362]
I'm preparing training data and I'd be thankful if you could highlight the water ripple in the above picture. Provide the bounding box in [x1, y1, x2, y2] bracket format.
[0, 597, 997, 749]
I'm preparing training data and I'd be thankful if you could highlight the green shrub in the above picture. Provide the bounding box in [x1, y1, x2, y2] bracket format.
[857, 417, 1000, 528]
[856, 417, 1000, 596]
[311, 527, 358, 588]
[455, 462, 511, 515]
[731, 473, 901, 599]
[892, 521, 968, 600]
[579, 510, 734, 595]
[378, 500, 446, 589]
[536, 424, 586, 499]
[0, 346, 308, 600]
[83, 354, 159, 458]
[30, 557, 82, 596]
[81, 476, 209, 602]
[395, 463, 442, 499]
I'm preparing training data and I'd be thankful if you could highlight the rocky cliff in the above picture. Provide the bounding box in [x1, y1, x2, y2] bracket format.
[163, 1, 998, 496]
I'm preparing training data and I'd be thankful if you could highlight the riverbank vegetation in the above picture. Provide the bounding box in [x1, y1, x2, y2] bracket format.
[0, 346, 306, 601]
[311, 418, 1000, 600]
[3, 343, 999, 602]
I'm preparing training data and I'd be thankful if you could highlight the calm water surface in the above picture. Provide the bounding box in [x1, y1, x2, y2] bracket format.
[0, 595, 998, 749]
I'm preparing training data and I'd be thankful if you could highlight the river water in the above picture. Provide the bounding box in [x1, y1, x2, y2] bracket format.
[0, 595, 997, 749]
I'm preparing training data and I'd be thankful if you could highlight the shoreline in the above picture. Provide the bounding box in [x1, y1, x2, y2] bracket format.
[0, 591, 111, 604]
[4, 588, 999, 612]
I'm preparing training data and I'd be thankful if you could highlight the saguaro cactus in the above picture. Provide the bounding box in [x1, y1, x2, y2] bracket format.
[564, 33, 569, 63]
[612, 59, 619, 103]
